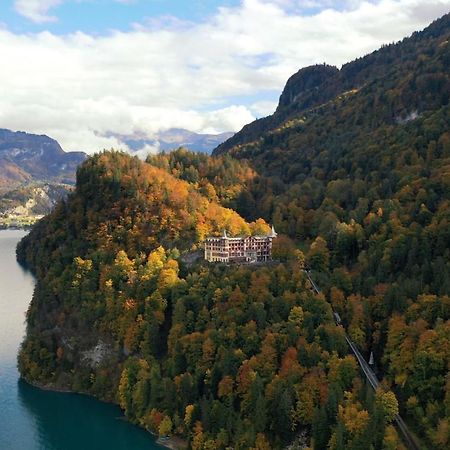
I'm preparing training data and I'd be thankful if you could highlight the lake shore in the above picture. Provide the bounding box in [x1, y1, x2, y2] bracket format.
[156, 436, 188, 450]
[25, 378, 188, 450]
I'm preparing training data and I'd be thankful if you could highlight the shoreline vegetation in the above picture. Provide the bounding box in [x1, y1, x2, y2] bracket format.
[0, 214, 42, 229]
[156, 436, 188, 450]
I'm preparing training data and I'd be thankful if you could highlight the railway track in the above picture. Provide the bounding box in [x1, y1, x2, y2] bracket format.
[303, 269, 421, 450]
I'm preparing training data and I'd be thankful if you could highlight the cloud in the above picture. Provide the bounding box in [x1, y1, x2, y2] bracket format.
[14, 0, 135, 23]
[2, 0, 450, 153]
[250, 100, 279, 117]
[14, 0, 63, 23]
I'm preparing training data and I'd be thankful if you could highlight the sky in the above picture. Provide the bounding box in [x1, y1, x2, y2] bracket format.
[0, 0, 449, 154]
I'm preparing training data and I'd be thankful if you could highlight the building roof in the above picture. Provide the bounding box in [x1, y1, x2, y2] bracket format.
[205, 226, 277, 241]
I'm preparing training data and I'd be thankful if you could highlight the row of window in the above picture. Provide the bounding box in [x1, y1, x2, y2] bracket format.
[206, 245, 272, 250]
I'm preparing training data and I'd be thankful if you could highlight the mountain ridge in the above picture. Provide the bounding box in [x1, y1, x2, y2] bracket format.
[0, 128, 87, 189]
[0, 128, 87, 226]
[109, 128, 234, 155]
[214, 12, 450, 156]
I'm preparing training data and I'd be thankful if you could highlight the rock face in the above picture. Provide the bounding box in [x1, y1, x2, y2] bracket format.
[0, 129, 86, 188]
[277, 64, 339, 111]
[0, 183, 71, 215]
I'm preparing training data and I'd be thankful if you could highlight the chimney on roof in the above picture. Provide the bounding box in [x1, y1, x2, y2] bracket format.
[223, 229, 228, 238]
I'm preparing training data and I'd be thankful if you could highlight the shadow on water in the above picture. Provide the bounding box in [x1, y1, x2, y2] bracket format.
[17, 378, 163, 450]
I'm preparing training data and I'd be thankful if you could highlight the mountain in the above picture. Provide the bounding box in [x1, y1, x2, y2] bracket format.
[17, 150, 364, 450]
[0, 183, 72, 228]
[215, 13, 450, 157]
[156, 128, 234, 153]
[208, 12, 450, 449]
[0, 129, 87, 190]
[113, 128, 234, 154]
[0, 129, 87, 226]
[14, 13, 450, 450]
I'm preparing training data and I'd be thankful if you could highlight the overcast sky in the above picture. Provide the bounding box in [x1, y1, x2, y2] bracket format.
[1, 0, 449, 153]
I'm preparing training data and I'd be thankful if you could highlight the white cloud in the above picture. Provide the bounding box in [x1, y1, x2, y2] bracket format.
[14, 0, 135, 23]
[130, 143, 160, 160]
[250, 100, 279, 117]
[2, 0, 450, 153]
[14, 0, 63, 23]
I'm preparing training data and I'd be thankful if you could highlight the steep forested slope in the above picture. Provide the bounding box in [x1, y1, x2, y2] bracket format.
[146, 148, 257, 211]
[209, 12, 450, 449]
[16, 13, 450, 450]
[17, 151, 406, 449]
[215, 13, 450, 157]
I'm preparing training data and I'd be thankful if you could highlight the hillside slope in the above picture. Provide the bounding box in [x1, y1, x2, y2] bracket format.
[0, 129, 87, 225]
[17, 151, 407, 449]
[0, 183, 72, 228]
[209, 12, 450, 449]
[215, 13, 449, 158]
[17, 151, 263, 274]
[17, 152, 344, 449]
[0, 129, 86, 187]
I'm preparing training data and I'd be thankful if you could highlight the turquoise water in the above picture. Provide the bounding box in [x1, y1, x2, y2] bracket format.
[0, 230, 162, 450]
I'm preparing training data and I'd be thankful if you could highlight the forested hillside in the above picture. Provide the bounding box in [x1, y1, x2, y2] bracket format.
[210, 12, 450, 450]
[17, 151, 406, 450]
[215, 13, 450, 157]
[16, 12, 450, 450]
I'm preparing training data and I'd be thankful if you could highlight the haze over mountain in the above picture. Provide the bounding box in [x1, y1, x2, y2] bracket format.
[109, 129, 235, 155]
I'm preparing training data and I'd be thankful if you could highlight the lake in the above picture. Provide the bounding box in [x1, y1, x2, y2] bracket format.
[0, 230, 163, 450]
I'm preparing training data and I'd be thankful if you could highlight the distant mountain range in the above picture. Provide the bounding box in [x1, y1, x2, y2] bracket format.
[0, 129, 87, 190]
[113, 128, 234, 154]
